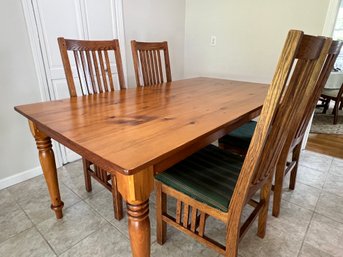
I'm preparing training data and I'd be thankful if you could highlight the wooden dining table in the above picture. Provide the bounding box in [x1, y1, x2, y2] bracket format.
[14, 77, 268, 257]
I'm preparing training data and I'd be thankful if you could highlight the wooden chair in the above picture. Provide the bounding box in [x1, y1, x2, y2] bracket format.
[58, 37, 125, 220]
[320, 81, 343, 124]
[219, 40, 343, 217]
[131, 40, 172, 87]
[155, 31, 331, 256]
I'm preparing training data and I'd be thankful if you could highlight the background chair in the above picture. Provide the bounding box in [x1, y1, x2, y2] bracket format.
[219, 40, 343, 217]
[58, 37, 125, 220]
[131, 40, 171, 87]
[155, 31, 331, 256]
[320, 82, 343, 124]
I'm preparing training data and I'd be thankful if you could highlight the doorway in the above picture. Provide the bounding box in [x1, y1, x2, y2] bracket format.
[22, 0, 126, 166]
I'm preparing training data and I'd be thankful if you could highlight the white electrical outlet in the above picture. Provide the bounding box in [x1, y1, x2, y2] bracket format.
[210, 36, 216, 46]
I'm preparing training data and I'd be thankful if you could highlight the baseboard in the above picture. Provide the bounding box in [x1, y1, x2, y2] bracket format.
[0, 166, 43, 190]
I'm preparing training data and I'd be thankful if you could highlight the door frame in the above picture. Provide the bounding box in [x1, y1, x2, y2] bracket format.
[21, 0, 127, 166]
[302, 0, 341, 149]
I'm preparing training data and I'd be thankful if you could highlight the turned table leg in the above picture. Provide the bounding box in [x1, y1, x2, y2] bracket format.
[29, 121, 64, 219]
[116, 167, 154, 257]
[127, 200, 150, 257]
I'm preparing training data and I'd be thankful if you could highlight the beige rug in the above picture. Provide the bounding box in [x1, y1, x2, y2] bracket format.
[310, 108, 343, 135]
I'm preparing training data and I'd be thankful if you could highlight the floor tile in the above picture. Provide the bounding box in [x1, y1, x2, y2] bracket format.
[267, 200, 312, 236]
[0, 227, 56, 257]
[296, 165, 328, 189]
[85, 188, 119, 222]
[1, 149, 342, 257]
[37, 201, 106, 255]
[316, 191, 343, 224]
[323, 170, 343, 197]
[299, 243, 334, 257]
[59, 223, 131, 257]
[299, 151, 333, 172]
[239, 222, 303, 257]
[0, 189, 33, 244]
[58, 161, 105, 200]
[304, 214, 343, 257]
[329, 158, 343, 175]
[7, 175, 81, 225]
[151, 227, 220, 257]
[282, 182, 321, 211]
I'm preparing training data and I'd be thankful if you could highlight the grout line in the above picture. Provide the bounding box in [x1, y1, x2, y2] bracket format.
[82, 194, 130, 240]
[15, 200, 58, 256]
[296, 157, 335, 257]
[296, 210, 316, 257]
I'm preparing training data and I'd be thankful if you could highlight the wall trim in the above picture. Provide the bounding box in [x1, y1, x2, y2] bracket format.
[0, 166, 43, 190]
[322, 0, 341, 36]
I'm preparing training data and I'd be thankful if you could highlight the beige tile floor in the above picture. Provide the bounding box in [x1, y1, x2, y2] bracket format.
[0, 150, 342, 257]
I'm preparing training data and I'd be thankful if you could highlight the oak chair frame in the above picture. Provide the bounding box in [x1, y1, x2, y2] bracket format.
[272, 40, 343, 216]
[219, 40, 343, 217]
[131, 40, 172, 87]
[58, 37, 125, 220]
[155, 31, 332, 256]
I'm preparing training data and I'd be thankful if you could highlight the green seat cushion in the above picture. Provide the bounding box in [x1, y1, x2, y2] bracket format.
[155, 144, 244, 212]
[219, 121, 256, 150]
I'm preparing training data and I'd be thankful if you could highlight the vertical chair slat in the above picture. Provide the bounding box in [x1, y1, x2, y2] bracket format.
[73, 51, 85, 95]
[183, 204, 189, 228]
[190, 207, 197, 232]
[85, 50, 97, 94]
[80, 51, 91, 95]
[176, 200, 182, 224]
[151, 50, 157, 84]
[104, 51, 115, 91]
[98, 50, 109, 92]
[146, 50, 153, 85]
[92, 50, 103, 93]
[153, 50, 160, 83]
[157, 50, 163, 83]
[198, 212, 206, 237]
[139, 51, 148, 86]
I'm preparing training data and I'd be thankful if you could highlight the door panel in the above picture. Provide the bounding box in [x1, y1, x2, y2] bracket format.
[30, 0, 126, 163]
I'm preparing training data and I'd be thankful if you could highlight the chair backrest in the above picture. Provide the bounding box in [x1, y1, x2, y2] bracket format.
[131, 40, 172, 87]
[226, 30, 331, 245]
[58, 38, 125, 97]
[293, 40, 343, 144]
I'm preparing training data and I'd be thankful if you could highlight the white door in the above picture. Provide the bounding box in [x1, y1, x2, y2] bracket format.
[23, 0, 126, 164]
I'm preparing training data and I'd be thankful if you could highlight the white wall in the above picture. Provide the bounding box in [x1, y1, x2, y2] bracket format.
[184, 0, 331, 83]
[122, 0, 186, 87]
[0, 0, 42, 182]
[0, 0, 334, 187]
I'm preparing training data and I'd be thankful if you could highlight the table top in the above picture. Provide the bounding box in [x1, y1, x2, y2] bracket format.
[15, 77, 268, 175]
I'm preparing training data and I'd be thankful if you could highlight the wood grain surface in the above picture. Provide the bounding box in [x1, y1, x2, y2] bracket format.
[15, 77, 267, 175]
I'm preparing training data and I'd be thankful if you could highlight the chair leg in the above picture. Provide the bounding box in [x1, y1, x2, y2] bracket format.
[82, 158, 92, 192]
[272, 150, 288, 218]
[289, 142, 301, 190]
[111, 175, 124, 220]
[156, 181, 167, 245]
[339, 100, 343, 110]
[323, 99, 330, 114]
[334, 101, 339, 125]
[257, 175, 273, 238]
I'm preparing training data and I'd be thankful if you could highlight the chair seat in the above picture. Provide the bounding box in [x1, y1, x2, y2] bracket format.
[322, 88, 340, 98]
[155, 144, 244, 212]
[219, 121, 256, 149]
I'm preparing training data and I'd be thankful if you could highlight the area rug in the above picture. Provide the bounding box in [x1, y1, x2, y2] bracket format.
[310, 108, 343, 135]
